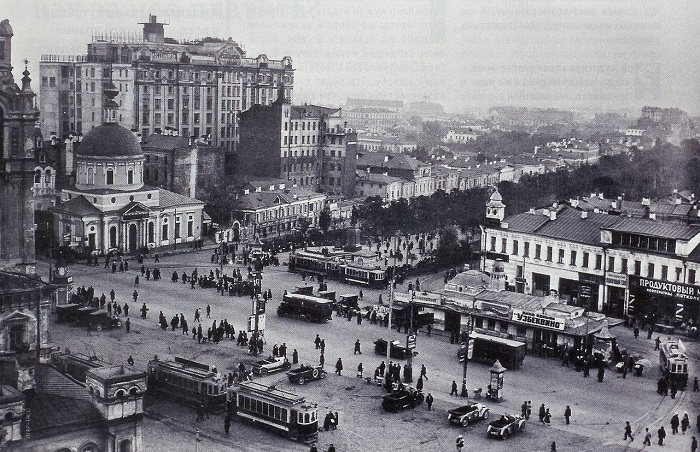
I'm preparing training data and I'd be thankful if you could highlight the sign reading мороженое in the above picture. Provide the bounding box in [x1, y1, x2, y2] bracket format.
[636, 277, 700, 301]
[511, 308, 565, 331]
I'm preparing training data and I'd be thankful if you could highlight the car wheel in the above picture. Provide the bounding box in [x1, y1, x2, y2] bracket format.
[116, 320, 122, 327]
[461, 418, 469, 427]
[260, 368, 268, 376]
[284, 362, 291, 370]
[298, 377, 305, 385]
[312, 369, 319, 379]
[95, 324, 103, 331]
[502, 431, 509, 440]
[483, 410, 490, 420]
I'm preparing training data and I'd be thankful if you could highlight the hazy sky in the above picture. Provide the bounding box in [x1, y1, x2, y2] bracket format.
[6, 0, 700, 115]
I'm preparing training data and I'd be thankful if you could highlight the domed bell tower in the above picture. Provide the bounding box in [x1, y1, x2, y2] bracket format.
[484, 188, 505, 227]
[0, 19, 40, 274]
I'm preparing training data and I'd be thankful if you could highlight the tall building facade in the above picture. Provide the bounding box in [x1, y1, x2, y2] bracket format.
[0, 19, 39, 274]
[237, 92, 357, 198]
[39, 14, 294, 152]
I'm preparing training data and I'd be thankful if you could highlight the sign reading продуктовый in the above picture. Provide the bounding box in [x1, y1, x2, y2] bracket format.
[635, 277, 700, 302]
[511, 308, 565, 331]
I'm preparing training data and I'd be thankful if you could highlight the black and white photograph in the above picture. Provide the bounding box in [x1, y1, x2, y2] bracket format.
[1, 1, 699, 451]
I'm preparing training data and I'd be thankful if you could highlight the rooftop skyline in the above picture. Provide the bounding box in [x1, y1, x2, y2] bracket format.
[8, 0, 700, 115]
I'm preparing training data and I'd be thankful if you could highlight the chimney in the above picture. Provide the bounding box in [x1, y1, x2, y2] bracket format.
[649, 212, 656, 220]
[598, 193, 604, 200]
[641, 197, 650, 206]
[384, 155, 389, 163]
[570, 198, 579, 208]
[611, 200, 617, 209]
[529, 207, 536, 214]
[676, 197, 682, 205]
[549, 209, 557, 221]
[581, 211, 588, 219]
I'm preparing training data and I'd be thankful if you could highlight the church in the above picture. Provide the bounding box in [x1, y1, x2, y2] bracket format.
[51, 80, 205, 255]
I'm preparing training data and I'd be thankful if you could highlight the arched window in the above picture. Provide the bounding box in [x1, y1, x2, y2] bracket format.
[119, 439, 132, 452]
[87, 167, 94, 185]
[34, 170, 41, 184]
[45, 169, 51, 184]
[106, 168, 114, 185]
[110, 226, 117, 248]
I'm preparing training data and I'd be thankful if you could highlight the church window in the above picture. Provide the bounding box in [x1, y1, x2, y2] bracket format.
[34, 170, 41, 184]
[128, 170, 133, 184]
[106, 168, 114, 185]
[45, 169, 51, 184]
[87, 167, 94, 185]
[8, 325, 25, 352]
[162, 224, 168, 240]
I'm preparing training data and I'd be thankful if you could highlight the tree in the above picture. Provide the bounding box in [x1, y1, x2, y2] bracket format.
[319, 208, 332, 235]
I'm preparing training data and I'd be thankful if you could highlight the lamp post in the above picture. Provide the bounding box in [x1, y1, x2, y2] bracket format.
[460, 315, 473, 398]
[251, 270, 263, 357]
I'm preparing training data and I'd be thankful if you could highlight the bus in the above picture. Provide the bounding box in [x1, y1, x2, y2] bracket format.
[277, 292, 334, 322]
[229, 380, 318, 443]
[659, 339, 688, 388]
[458, 332, 526, 370]
[147, 356, 228, 413]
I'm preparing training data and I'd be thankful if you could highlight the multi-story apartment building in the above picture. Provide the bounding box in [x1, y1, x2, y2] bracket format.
[237, 93, 357, 197]
[482, 190, 700, 327]
[39, 14, 294, 152]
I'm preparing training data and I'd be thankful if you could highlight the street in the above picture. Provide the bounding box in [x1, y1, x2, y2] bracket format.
[40, 247, 700, 452]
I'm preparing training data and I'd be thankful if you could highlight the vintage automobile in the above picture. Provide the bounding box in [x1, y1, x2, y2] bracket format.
[374, 338, 418, 360]
[381, 387, 424, 412]
[88, 311, 122, 331]
[286, 365, 327, 385]
[448, 402, 490, 427]
[251, 356, 292, 376]
[74, 306, 98, 326]
[56, 303, 81, 323]
[486, 414, 525, 439]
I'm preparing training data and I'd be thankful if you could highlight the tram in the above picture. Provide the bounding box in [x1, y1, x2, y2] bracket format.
[288, 249, 388, 288]
[340, 262, 388, 288]
[659, 339, 689, 388]
[229, 380, 318, 443]
[147, 356, 228, 413]
[288, 250, 345, 278]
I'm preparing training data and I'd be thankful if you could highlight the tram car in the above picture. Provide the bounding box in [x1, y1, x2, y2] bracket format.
[229, 380, 318, 443]
[659, 338, 689, 388]
[340, 262, 388, 288]
[147, 356, 228, 413]
[288, 249, 345, 278]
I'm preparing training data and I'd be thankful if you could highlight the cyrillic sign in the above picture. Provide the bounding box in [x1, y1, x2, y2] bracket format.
[606, 272, 628, 288]
[636, 277, 700, 302]
[512, 308, 565, 331]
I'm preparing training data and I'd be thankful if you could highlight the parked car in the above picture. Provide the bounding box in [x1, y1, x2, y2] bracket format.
[286, 365, 327, 385]
[486, 414, 525, 439]
[448, 402, 490, 427]
[56, 303, 81, 323]
[382, 387, 424, 412]
[374, 338, 417, 360]
[251, 356, 292, 376]
[74, 306, 98, 326]
[88, 311, 122, 331]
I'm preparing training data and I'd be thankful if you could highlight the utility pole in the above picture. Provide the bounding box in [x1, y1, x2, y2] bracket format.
[460, 316, 473, 398]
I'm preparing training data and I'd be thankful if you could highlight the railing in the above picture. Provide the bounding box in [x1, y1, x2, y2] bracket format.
[41, 54, 88, 63]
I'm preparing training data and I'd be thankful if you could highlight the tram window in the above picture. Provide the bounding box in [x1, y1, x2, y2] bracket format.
[213, 385, 218, 395]
[305, 413, 310, 423]
[257, 400, 263, 413]
[275, 406, 281, 419]
[282, 409, 287, 422]
[263, 403, 269, 416]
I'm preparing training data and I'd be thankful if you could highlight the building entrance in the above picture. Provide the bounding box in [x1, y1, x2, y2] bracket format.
[128, 224, 137, 252]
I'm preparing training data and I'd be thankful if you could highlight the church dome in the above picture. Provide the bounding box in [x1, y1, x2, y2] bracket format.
[77, 123, 143, 158]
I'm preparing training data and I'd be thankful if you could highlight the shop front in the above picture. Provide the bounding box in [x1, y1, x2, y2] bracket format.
[628, 276, 700, 328]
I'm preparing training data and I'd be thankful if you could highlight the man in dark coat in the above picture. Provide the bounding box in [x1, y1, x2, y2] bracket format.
[658, 425, 666, 445]
[671, 413, 680, 434]
[335, 358, 343, 375]
[450, 380, 458, 396]
[539, 404, 547, 423]
[564, 405, 571, 424]
[416, 376, 424, 391]
[425, 393, 433, 410]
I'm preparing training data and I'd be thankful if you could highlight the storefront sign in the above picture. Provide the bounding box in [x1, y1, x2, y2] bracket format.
[635, 277, 700, 302]
[606, 272, 628, 288]
[512, 308, 565, 331]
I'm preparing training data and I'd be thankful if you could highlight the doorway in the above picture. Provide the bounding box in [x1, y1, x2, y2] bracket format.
[128, 224, 137, 252]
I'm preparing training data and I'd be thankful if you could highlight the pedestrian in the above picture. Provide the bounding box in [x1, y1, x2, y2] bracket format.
[526, 401, 532, 420]
[359, 289, 363, 300]
[426, 324, 432, 337]
[154, 253, 159, 263]
[319, 353, 325, 368]
[335, 358, 343, 375]
[327, 445, 335, 452]
[314, 334, 321, 349]
[320, 339, 325, 353]
[539, 404, 546, 423]
[123, 303, 129, 317]
[132, 290, 138, 303]
[544, 408, 551, 425]
[643, 428, 652, 446]
[127, 355, 134, 366]
[450, 380, 458, 396]
[658, 425, 666, 445]
[521, 401, 528, 418]
[310, 445, 318, 452]
[292, 349, 299, 364]
[597, 366, 605, 382]
[140, 303, 148, 319]
[694, 377, 699, 392]
[420, 364, 428, 380]
[125, 317, 131, 332]
[550, 442, 557, 452]
[455, 434, 464, 452]
[624, 420, 634, 441]
[655, 336, 661, 350]
[633, 326, 639, 338]
[416, 376, 423, 391]
[426, 393, 433, 410]
[357, 363, 363, 378]
[224, 413, 232, 434]
[672, 413, 680, 434]
[672, 380, 678, 399]
[564, 405, 571, 425]
[196, 404, 205, 422]
[693, 436, 698, 452]
[354, 339, 362, 355]
[683, 413, 690, 434]
[134, 275, 139, 286]
[206, 304, 211, 319]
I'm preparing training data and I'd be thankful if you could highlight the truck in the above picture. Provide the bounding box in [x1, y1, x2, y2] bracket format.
[286, 365, 327, 385]
[447, 402, 490, 427]
[381, 387, 424, 412]
[374, 338, 417, 360]
[486, 414, 525, 439]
